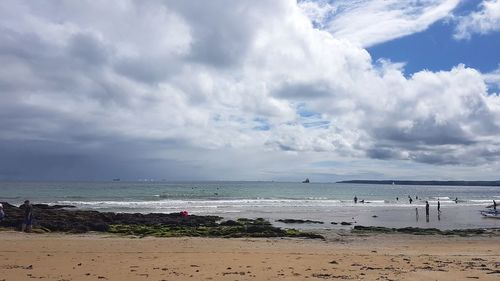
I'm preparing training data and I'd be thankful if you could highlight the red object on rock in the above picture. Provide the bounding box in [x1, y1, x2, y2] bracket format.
[180, 211, 188, 217]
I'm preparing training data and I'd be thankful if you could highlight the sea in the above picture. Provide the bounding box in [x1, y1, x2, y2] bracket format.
[1, 181, 499, 230]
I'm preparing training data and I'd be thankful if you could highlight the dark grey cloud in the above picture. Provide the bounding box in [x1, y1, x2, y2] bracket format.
[68, 32, 109, 66]
[0, 139, 215, 181]
[113, 56, 180, 84]
[366, 147, 404, 160]
[372, 118, 475, 146]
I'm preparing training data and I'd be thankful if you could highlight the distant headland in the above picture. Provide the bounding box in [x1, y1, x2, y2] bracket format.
[337, 180, 500, 187]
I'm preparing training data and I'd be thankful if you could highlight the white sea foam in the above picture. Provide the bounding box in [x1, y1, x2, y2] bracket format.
[469, 199, 497, 203]
[54, 197, 494, 213]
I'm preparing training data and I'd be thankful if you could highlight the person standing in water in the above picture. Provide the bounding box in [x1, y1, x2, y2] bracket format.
[409, 196, 413, 204]
[494, 200, 497, 211]
[425, 201, 430, 223]
[354, 196, 358, 204]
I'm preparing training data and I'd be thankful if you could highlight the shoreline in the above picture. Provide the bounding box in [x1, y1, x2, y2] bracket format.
[1, 231, 499, 280]
[2, 181, 498, 231]
[1, 202, 498, 239]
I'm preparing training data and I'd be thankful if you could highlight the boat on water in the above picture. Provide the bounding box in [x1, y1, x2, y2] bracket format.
[302, 178, 310, 183]
[480, 210, 500, 219]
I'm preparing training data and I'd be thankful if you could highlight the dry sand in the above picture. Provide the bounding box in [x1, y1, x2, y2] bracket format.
[1, 231, 499, 281]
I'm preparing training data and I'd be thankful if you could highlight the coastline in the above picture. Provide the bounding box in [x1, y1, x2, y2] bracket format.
[1, 231, 499, 280]
[2, 202, 498, 238]
[1, 201, 499, 280]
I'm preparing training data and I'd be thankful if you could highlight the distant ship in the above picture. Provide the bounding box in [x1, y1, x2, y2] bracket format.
[112, 178, 120, 182]
[302, 178, 310, 183]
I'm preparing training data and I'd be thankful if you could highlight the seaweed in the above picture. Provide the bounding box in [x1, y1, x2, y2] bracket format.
[109, 218, 324, 239]
[352, 225, 496, 236]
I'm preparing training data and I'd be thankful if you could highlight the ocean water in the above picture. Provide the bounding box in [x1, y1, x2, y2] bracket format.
[0, 181, 499, 230]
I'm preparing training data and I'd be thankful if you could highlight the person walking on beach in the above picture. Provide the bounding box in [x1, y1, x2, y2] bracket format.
[437, 200, 441, 213]
[415, 208, 419, 221]
[354, 196, 358, 204]
[21, 200, 33, 232]
[494, 200, 497, 211]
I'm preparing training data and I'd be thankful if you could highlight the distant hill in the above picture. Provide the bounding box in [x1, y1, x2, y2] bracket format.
[337, 180, 500, 187]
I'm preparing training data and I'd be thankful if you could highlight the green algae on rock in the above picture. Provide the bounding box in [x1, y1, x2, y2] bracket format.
[109, 219, 324, 239]
[352, 225, 498, 236]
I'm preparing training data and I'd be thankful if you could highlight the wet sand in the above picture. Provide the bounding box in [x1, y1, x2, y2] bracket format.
[0, 231, 499, 281]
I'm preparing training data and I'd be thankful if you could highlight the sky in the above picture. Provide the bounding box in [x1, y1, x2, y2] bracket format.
[1, 0, 500, 182]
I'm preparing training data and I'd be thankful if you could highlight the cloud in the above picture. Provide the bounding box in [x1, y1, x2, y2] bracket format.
[454, 0, 500, 40]
[299, 0, 460, 47]
[0, 0, 499, 180]
[484, 66, 500, 90]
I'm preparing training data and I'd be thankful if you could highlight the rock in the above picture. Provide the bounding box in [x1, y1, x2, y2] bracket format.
[0, 201, 324, 239]
[352, 225, 494, 236]
[0, 201, 222, 233]
[340, 222, 352, 225]
[220, 220, 241, 226]
[276, 219, 324, 224]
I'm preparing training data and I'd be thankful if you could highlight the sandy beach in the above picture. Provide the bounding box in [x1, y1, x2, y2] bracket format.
[1, 231, 499, 281]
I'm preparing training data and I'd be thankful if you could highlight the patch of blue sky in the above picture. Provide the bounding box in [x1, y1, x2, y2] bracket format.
[252, 117, 270, 131]
[302, 120, 330, 128]
[296, 103, 330, 128]
[453, 0, 483, 16]
[368, 14, 500, 75]
[297, 103, 321, 118]
[487, 81, 500, 94]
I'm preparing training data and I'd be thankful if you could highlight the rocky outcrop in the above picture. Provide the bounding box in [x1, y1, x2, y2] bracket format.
[276, 219, 323, 224]
[0, 202, 324, 239]
[0, 202, 221, 233]
[352, 225, 498, 236]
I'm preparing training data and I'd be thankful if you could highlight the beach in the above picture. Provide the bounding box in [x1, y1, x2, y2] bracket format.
[1, 231, 499, 281]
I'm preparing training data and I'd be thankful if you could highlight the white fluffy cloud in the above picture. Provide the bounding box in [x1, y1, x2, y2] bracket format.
[0, 0, 499, 180]
[454, 0, 500, 39]
[299, 0, 460, 47]
[484, 66, 500, 89]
